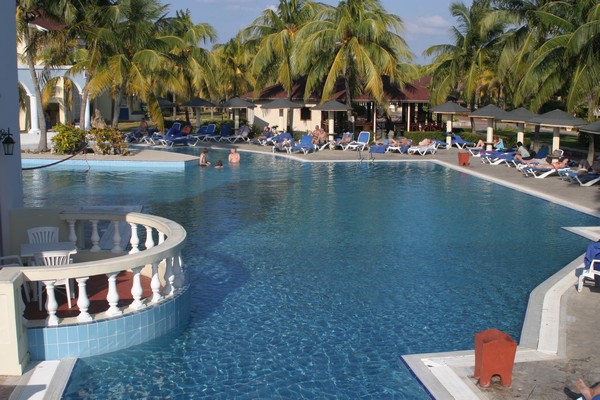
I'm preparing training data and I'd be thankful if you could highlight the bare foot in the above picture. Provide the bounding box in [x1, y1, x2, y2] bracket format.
[576, 379, 593, 400]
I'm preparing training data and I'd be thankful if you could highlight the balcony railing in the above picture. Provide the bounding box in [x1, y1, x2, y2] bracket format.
[17, 210, 187, 326]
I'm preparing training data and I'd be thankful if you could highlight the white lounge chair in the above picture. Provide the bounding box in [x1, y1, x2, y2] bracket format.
[578, 242, 600, 292]
[345, 131, 370, 151]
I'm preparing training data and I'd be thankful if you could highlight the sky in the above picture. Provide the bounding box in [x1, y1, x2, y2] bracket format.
[165, 0, 473, 65]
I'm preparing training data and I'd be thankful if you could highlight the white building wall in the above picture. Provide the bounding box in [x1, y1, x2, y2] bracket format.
[0, 1, 24, 255]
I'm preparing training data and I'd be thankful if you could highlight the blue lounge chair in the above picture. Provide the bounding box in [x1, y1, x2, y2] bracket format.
[159, 124, 189, 147]
[197, 124, 217, 142]
[560, 171, 600, 187]
[451, 134, 475, 149]
[217, 123, 233, 142]
[345, 131, 370, 151]
[272, 132, 294, 153]
[577, 241, 600, 292]
[225, 125, 250, 143]
[292, 135, 315, 154]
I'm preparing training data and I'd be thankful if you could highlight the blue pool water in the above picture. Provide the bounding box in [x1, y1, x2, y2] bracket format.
[23, 150, 598, 399]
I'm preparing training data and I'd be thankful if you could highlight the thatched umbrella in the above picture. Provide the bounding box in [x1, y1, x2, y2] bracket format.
[469, 105, 509, 150]
[261, 99, 303, 133]
[579, 120, 600, 163]
[181, 97, 215, 127]
[431, 101, 470, 147]
[528, 109, 587, 151]
[313, 100, 351, 137]
[221, 97, 256, 129]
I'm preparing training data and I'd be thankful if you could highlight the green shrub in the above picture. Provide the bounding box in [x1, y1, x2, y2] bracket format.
[51, 123, 87, 154]
[89, 127, 128, 155]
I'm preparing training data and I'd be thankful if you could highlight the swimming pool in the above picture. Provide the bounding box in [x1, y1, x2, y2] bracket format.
[23, 151, 598, 399]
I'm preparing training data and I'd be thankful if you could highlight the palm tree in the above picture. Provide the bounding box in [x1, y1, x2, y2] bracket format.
[516, 0, 599, 115]
[244, 0, 320, 131]
[213, 33, 255, 101]
[297, 0, 413, 122]
[424, 0, 503, 109]
[157, 10, 216, 125]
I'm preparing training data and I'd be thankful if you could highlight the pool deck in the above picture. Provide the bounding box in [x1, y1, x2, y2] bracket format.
[6, 142, 600, 399]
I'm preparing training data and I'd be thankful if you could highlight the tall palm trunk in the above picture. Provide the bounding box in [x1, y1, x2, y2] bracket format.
[111, 80, 127, 127]
[24, 29, 48, 152]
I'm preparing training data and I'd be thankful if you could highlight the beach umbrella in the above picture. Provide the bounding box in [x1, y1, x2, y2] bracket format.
[469, 105, 509, 150]
[222, 97, 256, 129]
[579, 120, 600, 163]
[313, 100, 351, 136]
[157, 97, 176, 108]
[431, 101, 470, 147]
[502, 108, 539, 144]
[529, 109, 587, 151]
[181, 97, 215, 127]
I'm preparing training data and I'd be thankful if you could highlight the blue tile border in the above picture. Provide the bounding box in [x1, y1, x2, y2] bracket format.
[27, 284, 191, 360]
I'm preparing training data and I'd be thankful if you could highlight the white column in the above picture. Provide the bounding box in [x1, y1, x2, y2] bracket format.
[517, 122, 525, 144]
[552, 127, 560, 151]
[150, 262, 163, 303]
[111, 221, 122, 253]
[234, 109, 240, 129]
[105, 273, 122, 316]
[248, 108, 254, 125]
[195, 107, 201, 127]
[44, 281, 60, 326]
[446, 117, 453, 147]
[162, 257, 174, 297]
[76, 277, 93, 322]
[129, 222, 139, 254]
[173, 253, 184, 290]
[406, 106, 412, 132]
[145, 226, 155, 249]
[486, 118, 494, 151]
[90, 220, 100, 252]
[84, 98, 91, 130]
[29, 95, 40, 134]
[328, 111, 335, 141]
[129, 266, 146, 310]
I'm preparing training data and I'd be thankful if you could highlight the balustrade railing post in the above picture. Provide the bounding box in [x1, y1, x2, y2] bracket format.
[129, 266, 146, 310]
[66, 219, 77, 246]
[158, 231, 165, 245]
[145, 226, 155, 250]
[129, 222, 140, 254]
[162, 257, 174, 297]
[76, 277, 93, 322]
[150, 262, 163, 303]
[173, 253, 184, 290]
[43, 281, 60, 326]
[111, 222, 123, 254]
[90, 220, 100, 252]
[106, 273, 123, 316]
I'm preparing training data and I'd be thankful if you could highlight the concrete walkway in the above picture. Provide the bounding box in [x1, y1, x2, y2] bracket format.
[8, 142, 600, 399]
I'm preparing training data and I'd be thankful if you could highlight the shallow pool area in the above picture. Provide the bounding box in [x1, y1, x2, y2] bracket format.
[23, 151, 598, 399]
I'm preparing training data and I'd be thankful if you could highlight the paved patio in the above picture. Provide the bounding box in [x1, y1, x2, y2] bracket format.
[5, 141, 600, 399]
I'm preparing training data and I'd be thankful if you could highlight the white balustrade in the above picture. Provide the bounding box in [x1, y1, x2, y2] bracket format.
[17, 210, 186, 327]
[76, 277, 93, 322]
[106, 273, 122, 316]
[43, 281, 60, 326]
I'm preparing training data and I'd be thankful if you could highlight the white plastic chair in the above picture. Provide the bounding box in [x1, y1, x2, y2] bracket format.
[578, 259, 600, 292]
[27, 226, 59, 244]
[34, 250, 76, 310]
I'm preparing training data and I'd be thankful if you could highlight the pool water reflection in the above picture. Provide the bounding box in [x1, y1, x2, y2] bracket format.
[23, 151, 598, 399]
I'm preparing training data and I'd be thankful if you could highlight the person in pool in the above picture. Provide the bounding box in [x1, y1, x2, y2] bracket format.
[199, 148, 211, 167]
[228, 148, 240, 164]
[214, 160, 223, 169]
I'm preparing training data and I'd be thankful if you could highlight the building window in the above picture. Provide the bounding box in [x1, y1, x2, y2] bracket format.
[300, 107, 311, 120]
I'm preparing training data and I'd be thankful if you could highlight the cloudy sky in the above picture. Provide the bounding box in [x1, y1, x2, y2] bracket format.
[166, 0, 472, 65]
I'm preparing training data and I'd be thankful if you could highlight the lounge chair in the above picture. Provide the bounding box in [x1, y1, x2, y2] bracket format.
[196, 124, 218, 142]
[217, 123, 233, 142]
[386, 139, 412, 154]
[345, 131, 370, 151]
[407, 142, 437, 156]
[159, 127, 189, 147]
[272, 132, 294, 153]
[560, 171, 600, 187]
[520, 165, 567, 179]
[333, 132, 354, 150]
[577, 241, 600, 292]
[469, 139, 505, 156]
[225, 125, 251, 143]
[510, 146, 550, 168]
[451, 134, 475, 149]
[291, 135, 315, 154]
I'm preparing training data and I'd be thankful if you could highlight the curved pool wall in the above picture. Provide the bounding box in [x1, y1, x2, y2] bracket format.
[22, 150, 599, 399]
[27, 284, 191, 360]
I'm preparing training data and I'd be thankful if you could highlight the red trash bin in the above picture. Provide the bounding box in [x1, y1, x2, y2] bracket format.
[458, 151, 470, 166]
[474, 329, 517, 387]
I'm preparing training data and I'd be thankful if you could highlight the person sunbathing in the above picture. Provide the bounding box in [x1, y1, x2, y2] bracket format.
[418, 138, 432, 146]
[575, 378, 600, 400]
[522, 157, 570, 169]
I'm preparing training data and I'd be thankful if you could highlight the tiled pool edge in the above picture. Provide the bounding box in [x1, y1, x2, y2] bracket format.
[402, 252, 586, 399]
[21, 157, 198, 170]
[27, 283, 191, 361]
